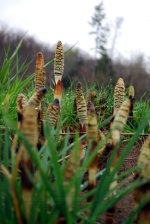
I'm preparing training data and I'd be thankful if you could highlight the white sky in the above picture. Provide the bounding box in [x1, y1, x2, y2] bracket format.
[1, 0, 150, 63]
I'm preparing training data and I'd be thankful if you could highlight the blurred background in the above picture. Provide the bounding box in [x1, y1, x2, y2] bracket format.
[1, 0, 150, 99]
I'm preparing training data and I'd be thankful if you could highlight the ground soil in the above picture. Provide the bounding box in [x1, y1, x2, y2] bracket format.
[99, 139, 143, 224]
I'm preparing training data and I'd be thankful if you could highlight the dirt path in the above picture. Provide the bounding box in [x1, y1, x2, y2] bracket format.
[98, 140, 143, 224]
[110, 140, 142, 224]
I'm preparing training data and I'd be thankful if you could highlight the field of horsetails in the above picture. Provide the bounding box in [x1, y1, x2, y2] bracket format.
[0, 40, 150, 224]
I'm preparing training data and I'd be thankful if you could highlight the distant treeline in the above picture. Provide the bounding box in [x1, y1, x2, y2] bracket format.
[0, 28, 150, 99]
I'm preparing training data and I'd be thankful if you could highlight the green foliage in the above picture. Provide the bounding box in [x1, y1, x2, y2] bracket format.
[0, 40, 33, 124]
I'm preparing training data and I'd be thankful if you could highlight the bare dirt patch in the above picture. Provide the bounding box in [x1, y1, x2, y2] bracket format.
[109, 140, 142, 224]
[98, 139, 143, 224]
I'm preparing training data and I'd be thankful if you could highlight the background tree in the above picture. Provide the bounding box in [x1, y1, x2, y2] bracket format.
[89, 1, 114, 85]
[89, 2, 108, 58]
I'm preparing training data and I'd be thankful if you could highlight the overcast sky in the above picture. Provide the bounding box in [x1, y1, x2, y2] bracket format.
[0, 0, 150, 63]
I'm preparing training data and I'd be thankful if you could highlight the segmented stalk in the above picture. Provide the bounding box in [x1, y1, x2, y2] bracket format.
[47, 98, 60, 128]
[76, 82, 87, 127]
[87, 101, 98, 189]
[113, 77, 125, 116]
[19, 102, 38, 221]
[28, 87, 47, 108]
[128, 85, 135, 117]
[63, 149, 80, 210]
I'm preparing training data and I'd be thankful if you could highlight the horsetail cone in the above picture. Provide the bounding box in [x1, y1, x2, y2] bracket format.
[134, 138, 150, 223]
[17, 93, 27, 127]
[128, 85, 135, 100]
[35, 52, 46, 92]
[87, 101, 98, 142]
[137, 137, 150, 179]
[17, 93, 27, 110]
[87, 101, 98, 188]
[27, 87, 47, 149]
[36, 52, 44, 68]
[21, 102, 38, 152]
[41, 100, 48, 122]
[86, 91, 97, 105]
[111, 99, 130, 146]
[113, 77, 125, 116]
[63, 149, 80, 210]
[76, 82, 87, 127]
[12, 93, 27, 153]
[28, 87, 47, 108]
[47, 98, 60, 128]
[19, 102, 38, 221]
[54, 41, 64, 85]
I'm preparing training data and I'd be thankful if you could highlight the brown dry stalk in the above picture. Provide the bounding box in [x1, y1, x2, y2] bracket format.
[11, 133, 18, 153]
[58, 154, 70, 163]
[11, 189, 23, 224]
[11, 148, 23, 224]
[0, 165, 12, 181]
[12, 94, 27, 153]
[58, 132, 150, 137]
[121, 132, 150, 136]
[0, 150, 23, 224]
